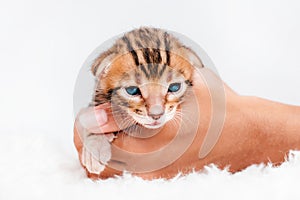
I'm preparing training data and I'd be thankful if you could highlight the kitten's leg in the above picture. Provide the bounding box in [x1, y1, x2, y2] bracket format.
[81, 133, 116, 174]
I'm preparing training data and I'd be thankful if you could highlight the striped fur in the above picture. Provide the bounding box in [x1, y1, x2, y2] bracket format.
[91, 27, 203, 77]
[90, 27, 203, 130]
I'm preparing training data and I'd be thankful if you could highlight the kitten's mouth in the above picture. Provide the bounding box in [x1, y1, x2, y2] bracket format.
[143, 121, 163, 129]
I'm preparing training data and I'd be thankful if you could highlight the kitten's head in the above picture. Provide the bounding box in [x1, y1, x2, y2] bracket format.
[91, 27, 203, 130]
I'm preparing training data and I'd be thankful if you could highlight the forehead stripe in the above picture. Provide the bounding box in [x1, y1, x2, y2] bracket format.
[158, 64, 167, 77]
[142, 48, 151, 63]
[153, 49, 162, 63]
[139, 64, 150, 78]
[122, 36, 139, 66]
[163, 32, 171, 65]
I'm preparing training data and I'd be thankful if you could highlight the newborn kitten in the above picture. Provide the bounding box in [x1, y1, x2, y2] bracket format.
[82, 27, 203, 175]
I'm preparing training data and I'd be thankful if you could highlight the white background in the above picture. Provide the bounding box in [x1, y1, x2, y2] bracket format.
[0, 0, 300, 199]
[1, 0, 299, 138]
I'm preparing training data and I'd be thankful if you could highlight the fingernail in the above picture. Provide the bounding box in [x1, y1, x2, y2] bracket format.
[94, 109, 108, 126]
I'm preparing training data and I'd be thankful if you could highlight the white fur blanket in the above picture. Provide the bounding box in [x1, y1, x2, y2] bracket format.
[1, 132, 300, 200]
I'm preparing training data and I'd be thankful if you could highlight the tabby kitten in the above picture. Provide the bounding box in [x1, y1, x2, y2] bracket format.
[91, 27, 203, 131]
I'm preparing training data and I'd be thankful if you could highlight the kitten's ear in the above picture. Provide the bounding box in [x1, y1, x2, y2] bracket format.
[91, 51, 116, 77]
[178, 46, 204, 68]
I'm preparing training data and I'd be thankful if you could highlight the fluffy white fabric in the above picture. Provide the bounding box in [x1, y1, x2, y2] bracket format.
[1, 131, 300, 200]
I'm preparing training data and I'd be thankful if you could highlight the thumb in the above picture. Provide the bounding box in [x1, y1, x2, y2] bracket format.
[78, 104, 121, 134]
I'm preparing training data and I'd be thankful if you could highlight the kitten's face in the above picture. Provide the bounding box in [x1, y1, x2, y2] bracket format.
[116, 66, 188, 129]
[97, 52, 194, 130]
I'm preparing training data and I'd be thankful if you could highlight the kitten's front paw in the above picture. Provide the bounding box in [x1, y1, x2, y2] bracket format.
[81, 133, 116, 174]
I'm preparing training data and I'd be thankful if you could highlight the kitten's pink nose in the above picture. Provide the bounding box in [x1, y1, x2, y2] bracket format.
[148, 104, 164, 120]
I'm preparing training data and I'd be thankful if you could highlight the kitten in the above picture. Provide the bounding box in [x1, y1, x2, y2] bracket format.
[91, 27, 203, 131]
[81, 27, 204, 175]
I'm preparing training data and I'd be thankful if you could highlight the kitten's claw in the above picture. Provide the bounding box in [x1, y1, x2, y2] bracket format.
[81, 133, 116, 174]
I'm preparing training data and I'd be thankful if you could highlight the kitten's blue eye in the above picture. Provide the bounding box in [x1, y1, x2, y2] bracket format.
[125, 86, 141, 96]
[168, 83, 181, 93]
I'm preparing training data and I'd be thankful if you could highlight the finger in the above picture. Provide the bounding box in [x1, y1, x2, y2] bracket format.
[78, 107, 108, 130]
[77, 103, 121, 134]
[74, 120, 89, 144]
[87, 111, 121, 133]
